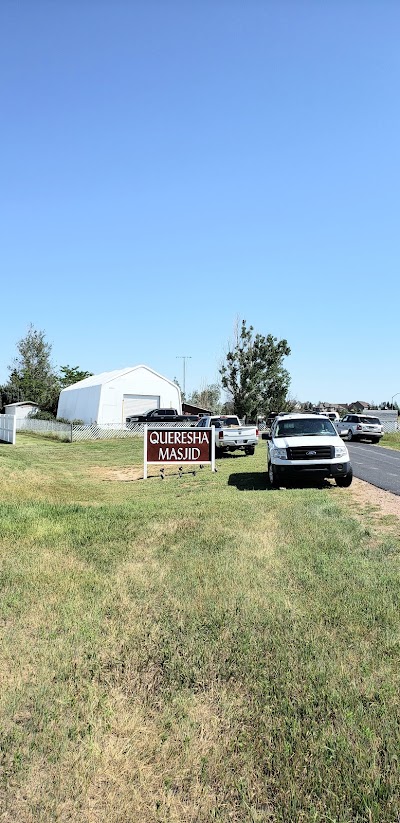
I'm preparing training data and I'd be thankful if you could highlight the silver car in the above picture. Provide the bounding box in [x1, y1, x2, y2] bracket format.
[337, 414, 383, 443]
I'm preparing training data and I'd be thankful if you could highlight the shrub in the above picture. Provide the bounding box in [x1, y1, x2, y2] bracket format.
[56, 417, 84, 425]
[28, 410, 56, 421]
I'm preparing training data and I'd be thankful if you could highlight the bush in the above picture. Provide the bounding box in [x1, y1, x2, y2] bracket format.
[56, 417, 84, 425]
[28, 410, 56, 421]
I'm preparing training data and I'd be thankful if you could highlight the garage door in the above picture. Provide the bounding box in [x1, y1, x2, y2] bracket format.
[123, 395, 160, 418]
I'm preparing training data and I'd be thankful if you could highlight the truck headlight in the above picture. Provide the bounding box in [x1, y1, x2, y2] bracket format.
[335, 445, 348, 458]
[274, 448, 287, 460]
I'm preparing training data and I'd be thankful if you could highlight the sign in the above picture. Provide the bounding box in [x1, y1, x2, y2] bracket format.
[144, 426, 215, 478]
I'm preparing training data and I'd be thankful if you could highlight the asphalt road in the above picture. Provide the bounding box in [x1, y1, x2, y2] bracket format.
[347, 442, 400, 496]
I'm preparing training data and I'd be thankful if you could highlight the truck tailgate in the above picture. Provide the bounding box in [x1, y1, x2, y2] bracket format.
[221, 427, 257, 444]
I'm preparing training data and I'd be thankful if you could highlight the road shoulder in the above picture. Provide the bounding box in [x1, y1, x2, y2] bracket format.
[350, 476, 400, 521]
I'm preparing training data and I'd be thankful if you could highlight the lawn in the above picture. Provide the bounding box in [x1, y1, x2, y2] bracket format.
[0, 434, 399, 822]
[381, 431, 400, 451]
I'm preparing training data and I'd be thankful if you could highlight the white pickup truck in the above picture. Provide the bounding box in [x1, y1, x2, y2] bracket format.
[194, 415, 259, 456]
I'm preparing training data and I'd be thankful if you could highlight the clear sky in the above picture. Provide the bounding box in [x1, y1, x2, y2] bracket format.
[1, 1, 399, 405]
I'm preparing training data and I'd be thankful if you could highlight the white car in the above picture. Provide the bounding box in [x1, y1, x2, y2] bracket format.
[336, 414, 383, 443]
[266, 413, 352, 487]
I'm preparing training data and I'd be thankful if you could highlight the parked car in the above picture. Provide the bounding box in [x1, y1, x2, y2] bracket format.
[265, 413, 353, 487]
[336, 414, 383, 443]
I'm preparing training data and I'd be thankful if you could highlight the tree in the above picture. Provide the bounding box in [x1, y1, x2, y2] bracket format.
[58, 365, 93, 389]
[4, 324, 60, 414]
[188, 382, 221, 412]
[219, 320, 291, 421]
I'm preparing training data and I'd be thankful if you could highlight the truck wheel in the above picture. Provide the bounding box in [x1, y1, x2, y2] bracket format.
[245, 446, 255, 455]
[215, 446, 223, 458]
[268, 463, 278, 487]
[347, 429, 353, 441]
[335, 468, 353, 487]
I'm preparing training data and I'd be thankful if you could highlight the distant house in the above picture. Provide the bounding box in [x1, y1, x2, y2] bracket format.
[349, 401, 370, 413]
[182, 402, 211, 416]
[4, 401, 39, 419]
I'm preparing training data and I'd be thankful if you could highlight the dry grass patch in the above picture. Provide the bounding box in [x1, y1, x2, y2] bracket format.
[83, 685, 264, 823]
[88, 465, 197, 483]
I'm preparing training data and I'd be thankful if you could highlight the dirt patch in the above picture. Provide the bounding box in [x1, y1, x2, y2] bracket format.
[89, 466, 181, 482]
[350, 477, 400, 521]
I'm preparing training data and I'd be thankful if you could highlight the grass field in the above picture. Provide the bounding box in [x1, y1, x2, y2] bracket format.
[1, 434, 400, 822]
[381, 431, 400, 451]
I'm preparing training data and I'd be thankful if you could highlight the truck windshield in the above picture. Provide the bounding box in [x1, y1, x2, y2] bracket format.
[275, 418, 337, 437]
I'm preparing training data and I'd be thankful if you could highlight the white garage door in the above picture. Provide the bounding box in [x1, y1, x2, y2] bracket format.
[123, 394, 160, 418]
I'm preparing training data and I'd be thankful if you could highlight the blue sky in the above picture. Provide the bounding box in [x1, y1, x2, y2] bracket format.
[1, 1, 399, 405]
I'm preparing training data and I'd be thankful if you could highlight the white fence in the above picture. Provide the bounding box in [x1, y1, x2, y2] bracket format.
[15, 419, 196, 442]
[0, 414, 17, 445]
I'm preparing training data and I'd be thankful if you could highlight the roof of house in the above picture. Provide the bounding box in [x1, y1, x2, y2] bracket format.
[182, 402, 212, 415]
[4, 401, 39, 407]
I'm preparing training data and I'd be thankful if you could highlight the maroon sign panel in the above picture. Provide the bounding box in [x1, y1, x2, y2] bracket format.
[147, 428, 212, 463]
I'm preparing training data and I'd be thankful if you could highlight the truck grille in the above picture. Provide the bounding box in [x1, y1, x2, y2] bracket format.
[287, 446, 335, 460]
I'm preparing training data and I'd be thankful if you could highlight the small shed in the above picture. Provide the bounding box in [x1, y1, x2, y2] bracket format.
[57, 365, 181, 425]
[4, 401, 39, 419]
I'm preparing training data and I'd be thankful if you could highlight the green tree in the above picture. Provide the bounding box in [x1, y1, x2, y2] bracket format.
[188, 383, 221, 412]
[4, 324, 60, 414]
[220, 320, 291, 421]
[58, 365, 93, 389]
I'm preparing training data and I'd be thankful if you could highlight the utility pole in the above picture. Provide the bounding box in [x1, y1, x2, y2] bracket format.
[176, 356, 192, 397]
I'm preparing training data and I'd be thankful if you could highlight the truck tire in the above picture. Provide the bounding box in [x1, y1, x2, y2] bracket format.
[347, 429, 354, 441]
[335, 468, 353, 487]
[268, 462, 278, 488]
[245, 446, 255, 455]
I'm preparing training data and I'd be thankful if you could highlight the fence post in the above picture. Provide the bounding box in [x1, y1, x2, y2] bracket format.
[70, 423, 73, 443]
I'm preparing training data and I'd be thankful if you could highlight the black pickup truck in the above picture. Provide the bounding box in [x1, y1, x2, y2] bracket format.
[126, 408, 199, 424]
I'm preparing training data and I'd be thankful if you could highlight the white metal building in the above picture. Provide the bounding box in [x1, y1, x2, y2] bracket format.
[57, 365, 182, 425]
[4, 401, 39, 419]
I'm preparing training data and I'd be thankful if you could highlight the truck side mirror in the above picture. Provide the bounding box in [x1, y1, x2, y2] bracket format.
[262, 432, 271, 440]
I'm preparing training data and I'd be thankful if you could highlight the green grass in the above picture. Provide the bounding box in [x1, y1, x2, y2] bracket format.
[0, 434, 400, 822]
[380, 431, 400, 450]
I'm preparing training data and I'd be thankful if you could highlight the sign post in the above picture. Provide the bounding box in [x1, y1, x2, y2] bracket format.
[144, 426, 215, 478]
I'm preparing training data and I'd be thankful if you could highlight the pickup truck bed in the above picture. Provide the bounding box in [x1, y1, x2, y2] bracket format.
[195, 415, 258, 455]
